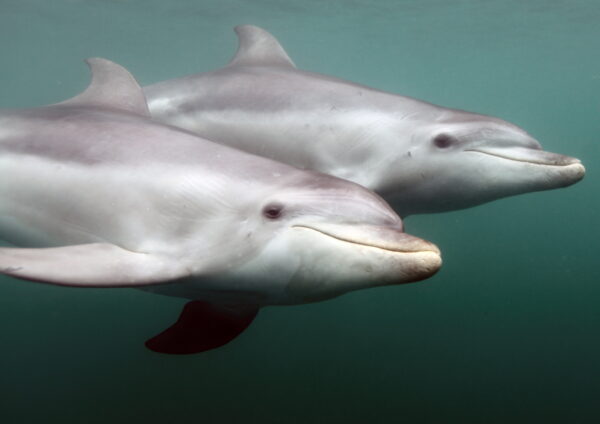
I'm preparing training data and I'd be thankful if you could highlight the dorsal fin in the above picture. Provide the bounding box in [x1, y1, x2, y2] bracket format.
[228, 25, 296, 68]
[59, 57, 150, 117]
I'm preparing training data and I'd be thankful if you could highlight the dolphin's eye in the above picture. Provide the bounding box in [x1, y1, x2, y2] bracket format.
[433, 133, 456, 149]
[263, 203, 284, 220]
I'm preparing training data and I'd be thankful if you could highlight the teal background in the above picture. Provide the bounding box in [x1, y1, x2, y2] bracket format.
[0, 1, 598, 423]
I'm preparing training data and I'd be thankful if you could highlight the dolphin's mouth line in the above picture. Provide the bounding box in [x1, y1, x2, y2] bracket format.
[292, 225, 437, 254]
[465, 149, 578, 167]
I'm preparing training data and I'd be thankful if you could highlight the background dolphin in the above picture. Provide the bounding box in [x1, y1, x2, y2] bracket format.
[0, 58, 441, 354]
[145, 25, 585, 217]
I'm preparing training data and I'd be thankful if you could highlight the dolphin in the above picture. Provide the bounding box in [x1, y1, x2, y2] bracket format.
[144, 25, 585, 217]
[0, 58, 441, 354]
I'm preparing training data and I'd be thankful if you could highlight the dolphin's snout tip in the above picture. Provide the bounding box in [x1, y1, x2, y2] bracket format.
[574, 162, 585, 179]
[423, 251, 443, 277]
[560, 161, 585, 186]
[400, 249, 443, 284]
[397, 234, 442, 280]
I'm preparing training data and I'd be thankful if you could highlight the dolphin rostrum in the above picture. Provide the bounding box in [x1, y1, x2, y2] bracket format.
[145, 25, 585, 217]
[0, 58, 441, 354]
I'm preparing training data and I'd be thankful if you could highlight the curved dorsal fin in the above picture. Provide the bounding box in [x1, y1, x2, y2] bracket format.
[60, 57, 150, 117]
[228, 25, 296, 68]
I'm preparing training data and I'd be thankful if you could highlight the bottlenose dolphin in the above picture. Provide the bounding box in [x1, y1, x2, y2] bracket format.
[145, 25, 585, 216]
[0, 58, 441, 354]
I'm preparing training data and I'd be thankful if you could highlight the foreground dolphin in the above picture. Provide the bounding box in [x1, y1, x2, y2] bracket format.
[0, 58, 441, 354]
[145, 25, 585, 216]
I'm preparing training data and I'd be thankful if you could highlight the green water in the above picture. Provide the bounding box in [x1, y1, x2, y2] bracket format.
[1, 1, 598, 423]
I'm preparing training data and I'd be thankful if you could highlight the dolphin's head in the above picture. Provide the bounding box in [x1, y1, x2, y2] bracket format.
[230, 172, 441, 305]
[384, 109, 585, 215]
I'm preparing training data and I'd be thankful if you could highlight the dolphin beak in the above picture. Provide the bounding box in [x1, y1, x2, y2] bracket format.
[294, 222, 440, 254]
[466, 146, 581, 166]
[293, 222, 442, 282]
[466, 146, 586, 185]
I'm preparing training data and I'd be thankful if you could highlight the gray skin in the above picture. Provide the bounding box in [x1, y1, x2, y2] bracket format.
[144, 25, 585, 217]
[0, 58, 441, 309]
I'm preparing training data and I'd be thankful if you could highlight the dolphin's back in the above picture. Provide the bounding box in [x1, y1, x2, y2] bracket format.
[144, 63, 442, 189]
[0, 103, 298, 251]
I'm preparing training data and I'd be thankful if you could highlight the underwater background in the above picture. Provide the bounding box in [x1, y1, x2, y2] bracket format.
[0, 1, 598, 423]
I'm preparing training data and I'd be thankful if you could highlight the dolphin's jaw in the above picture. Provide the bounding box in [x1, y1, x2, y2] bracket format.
[289, 224, 442, 283]
[384, 143, 585, 216]
[270, 224, 442, 305]
[291, 223, 440, 255]
[203, 222, 443, 306]
[464, 148, 586, 187]
[465, 147, 582, 167]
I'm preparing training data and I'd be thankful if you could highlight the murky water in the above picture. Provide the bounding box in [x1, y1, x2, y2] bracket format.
[1, 1, 598, 423]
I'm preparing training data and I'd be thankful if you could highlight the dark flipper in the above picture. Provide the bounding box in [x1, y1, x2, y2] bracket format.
[145, 301, 259, 354]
